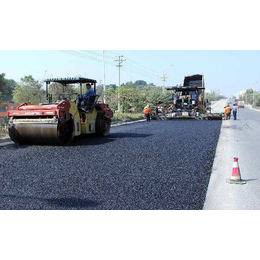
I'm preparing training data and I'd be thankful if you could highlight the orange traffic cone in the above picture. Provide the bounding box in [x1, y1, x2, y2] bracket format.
[226, 157, 246, 184]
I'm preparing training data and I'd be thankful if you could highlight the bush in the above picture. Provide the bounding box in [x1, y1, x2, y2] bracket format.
[0, 123, 8, 136]
[112, 112, 144, 122]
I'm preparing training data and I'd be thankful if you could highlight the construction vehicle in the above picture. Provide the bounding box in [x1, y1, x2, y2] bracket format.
[152, 74, 222, 120]
[8, 77, 113, 145]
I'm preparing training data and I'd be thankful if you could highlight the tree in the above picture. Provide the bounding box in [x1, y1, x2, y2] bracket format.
[4, 79, 16, 102]
[0, 73, 16, 102]
[49, 83, 76, 101]
[107, 84, 117, 90]
[205, 91, 225, 102]
[0, 73, 7, 102]
[245, 88, 254, 104]
[118, 87, 137, 113]
[124, 81, 134, 87]
[134, 80, 147, 86]
[12, 75, 45, 104]
[254, 93, 260, 107]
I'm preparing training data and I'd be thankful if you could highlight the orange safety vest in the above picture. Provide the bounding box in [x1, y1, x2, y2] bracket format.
[224, 107, 230, 114]
[144, 108, 150, 115]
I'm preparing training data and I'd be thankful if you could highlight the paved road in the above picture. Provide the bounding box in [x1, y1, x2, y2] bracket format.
[204, 106, 260, 209]
[211, 99, 228, 113]
[0, 120, 221, 210]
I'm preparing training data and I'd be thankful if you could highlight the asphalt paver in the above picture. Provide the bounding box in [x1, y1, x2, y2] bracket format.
[0, 120, 221, 210]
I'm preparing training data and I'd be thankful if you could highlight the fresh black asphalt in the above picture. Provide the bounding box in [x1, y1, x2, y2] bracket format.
[0, 120, 221, 210]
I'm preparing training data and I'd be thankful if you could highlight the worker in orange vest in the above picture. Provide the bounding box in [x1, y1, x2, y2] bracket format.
[224, 105, 231, 120]
[144, 105, 151, 122]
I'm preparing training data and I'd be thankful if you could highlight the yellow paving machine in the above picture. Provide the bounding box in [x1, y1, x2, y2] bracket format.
[152, 74, 222, 120]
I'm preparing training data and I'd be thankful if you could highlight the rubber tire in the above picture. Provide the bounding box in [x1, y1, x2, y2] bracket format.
[57, 117, 75, 145]
[95, 113, 111, 136]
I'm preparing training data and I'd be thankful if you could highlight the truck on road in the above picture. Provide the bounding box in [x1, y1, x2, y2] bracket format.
[238, 100, 245, 108]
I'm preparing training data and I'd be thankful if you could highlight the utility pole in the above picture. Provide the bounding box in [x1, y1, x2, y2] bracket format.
[161, 73, 167, 93]
[115, 55, 126, 111]
[102, 50, 106, 103]
[161, 64, 173, 93]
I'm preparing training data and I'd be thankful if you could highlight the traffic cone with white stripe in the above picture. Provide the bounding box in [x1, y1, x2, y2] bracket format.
[226, 157, 246, 184]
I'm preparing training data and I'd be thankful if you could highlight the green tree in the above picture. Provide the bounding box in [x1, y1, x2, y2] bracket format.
[105, 87, 117, 110]
[125, 81, 134, 87]
[205, 91, 225, 102]
[4, 78, 16, 102]
[107, 84, 117, 89]
[254, 93, 260, 107]
[134, 80, 147, 86]
[0, 73, 7, 101]
[118, 87, 138, 113]
[49, 83, 76, 101]
[12, 75, 45, 104]
[245, 88, 254, 104]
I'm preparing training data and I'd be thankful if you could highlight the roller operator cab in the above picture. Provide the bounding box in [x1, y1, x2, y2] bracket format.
[8, 77, 113, 145]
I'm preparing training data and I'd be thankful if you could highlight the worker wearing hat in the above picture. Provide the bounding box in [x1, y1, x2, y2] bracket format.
[224, 105, 231, 120]
[144, 105, 151, 122]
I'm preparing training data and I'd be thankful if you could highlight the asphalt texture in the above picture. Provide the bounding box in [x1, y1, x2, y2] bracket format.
[0, 120, 221, 210]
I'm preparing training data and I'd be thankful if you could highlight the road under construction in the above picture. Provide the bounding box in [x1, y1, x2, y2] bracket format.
[0, 99, 259, 209]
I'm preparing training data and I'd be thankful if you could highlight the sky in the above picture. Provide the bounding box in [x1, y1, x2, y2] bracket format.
[0, 50, 260, 97]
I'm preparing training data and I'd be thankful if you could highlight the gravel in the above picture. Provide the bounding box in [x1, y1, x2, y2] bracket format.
[0, 120, 221, 210]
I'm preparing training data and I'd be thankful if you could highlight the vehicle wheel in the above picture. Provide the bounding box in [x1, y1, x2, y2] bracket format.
[95, 113, 111, 136]
[57, 117, 75, 145]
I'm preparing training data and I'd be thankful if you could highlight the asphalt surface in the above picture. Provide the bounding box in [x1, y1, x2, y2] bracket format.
[0, 120, 221, 210]
[204, 105, 260, 209]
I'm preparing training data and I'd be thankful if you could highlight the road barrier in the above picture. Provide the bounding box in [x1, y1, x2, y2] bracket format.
[226, 157, 246, 184]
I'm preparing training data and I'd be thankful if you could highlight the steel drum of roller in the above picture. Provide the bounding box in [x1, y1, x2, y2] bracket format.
[9, 119, 74, 145]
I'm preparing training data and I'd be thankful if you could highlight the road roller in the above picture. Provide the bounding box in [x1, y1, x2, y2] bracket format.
[8, 77, 113, 145]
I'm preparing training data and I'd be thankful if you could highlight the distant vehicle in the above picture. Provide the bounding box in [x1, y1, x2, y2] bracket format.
[0, 102, 18, 124]
[238, 100, 245, 108]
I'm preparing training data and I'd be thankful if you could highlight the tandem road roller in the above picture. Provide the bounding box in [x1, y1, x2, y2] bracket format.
[8, 77, 113, 145]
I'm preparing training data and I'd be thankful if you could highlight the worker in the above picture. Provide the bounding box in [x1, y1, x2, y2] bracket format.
[155, 107, 159, 115]
[84, 84, 95, 101]
[233, 103, 238, 120]
[144, 105, 151, 122]
[191, 90, 198, 105]
[173, 92, 179, 106]
[224, 105, 231, 120]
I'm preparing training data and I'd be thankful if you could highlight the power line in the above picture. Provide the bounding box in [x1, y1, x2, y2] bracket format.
[59, 50, 161, 83]
[74, 50, 158, 79]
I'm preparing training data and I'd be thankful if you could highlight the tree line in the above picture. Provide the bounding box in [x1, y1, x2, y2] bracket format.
[205, 91, 225, 103]
[0, 73, 172, 113]
[0, 73, 16, 102]
[239, 88, 260, 107]
[1, 73, 225, 113]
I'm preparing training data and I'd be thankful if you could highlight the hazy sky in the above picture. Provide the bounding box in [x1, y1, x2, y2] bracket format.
[0, 50, 259, 96]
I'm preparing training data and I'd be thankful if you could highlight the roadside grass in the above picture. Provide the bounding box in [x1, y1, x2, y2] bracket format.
[252, 105, 260, 110]
[0, 123, 8, 139]
[112, 112, 144, 122]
